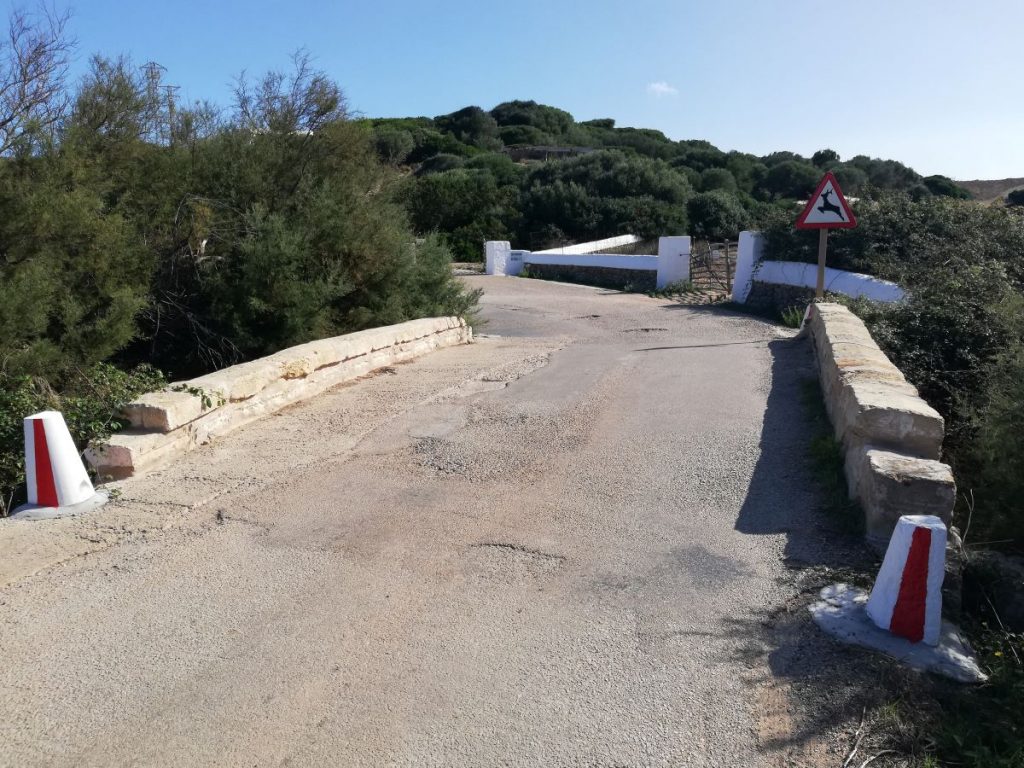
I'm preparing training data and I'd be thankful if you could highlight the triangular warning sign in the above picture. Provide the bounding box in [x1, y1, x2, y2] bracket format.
[796, 172, 857, 229]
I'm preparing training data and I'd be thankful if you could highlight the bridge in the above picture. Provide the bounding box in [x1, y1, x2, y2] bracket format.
[0, 276, 842, 766]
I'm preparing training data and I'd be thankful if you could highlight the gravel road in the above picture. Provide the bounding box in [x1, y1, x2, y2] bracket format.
[0, 276, 833, 767]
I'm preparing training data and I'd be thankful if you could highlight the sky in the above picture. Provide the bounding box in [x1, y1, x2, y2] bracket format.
[15, 0, 1024, 180]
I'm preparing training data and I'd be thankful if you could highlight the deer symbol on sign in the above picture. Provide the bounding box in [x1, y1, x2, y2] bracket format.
[817, 189, 844, 219]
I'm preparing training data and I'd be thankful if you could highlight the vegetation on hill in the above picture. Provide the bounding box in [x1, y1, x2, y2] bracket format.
[364, 99, 972, 260]
[957, 176, 1024, 203]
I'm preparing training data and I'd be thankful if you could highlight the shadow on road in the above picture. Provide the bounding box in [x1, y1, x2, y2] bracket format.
[725, 335, 901, 759]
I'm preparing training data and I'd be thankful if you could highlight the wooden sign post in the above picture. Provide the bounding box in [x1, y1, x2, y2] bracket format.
[795, 172, 858, 298]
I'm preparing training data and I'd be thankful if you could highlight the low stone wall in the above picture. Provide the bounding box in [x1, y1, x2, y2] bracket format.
[524, 263, 656, 291]
[744, 282, 818, 316]
[86, 317, 472, 479]
[804, 303, 955, 548]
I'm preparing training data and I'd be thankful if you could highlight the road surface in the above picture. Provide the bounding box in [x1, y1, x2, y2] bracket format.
[0, 276, 828, 767]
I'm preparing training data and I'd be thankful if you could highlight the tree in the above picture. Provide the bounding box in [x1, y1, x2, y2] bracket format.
[1008, 189, 1024, 207]
[762, 160, 820, 199]
[847, 155, 920, 190]
[700, 167, 737, 193]
[812, 148, 840, 167]
[687, 191, 750, 240]
[0, 4, 73, 155]
[373, 125, 414, 165]
[434, 105, 500, 149]
[498, 124, 552, 146]
[415, 153, 464, 175]
[490, 100, 574, 138]
[923, 174, 971, 199]
[832, 165, 869, 195]
[233, 49, 347, 135]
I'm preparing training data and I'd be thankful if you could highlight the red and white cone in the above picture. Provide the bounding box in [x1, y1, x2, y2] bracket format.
[13, 411, 107, 520]
[865, 515, 947, 646]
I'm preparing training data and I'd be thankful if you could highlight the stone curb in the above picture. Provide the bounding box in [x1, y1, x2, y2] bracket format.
[86, 318, 472, 479]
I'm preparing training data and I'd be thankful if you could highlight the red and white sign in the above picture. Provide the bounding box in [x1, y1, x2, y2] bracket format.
[865, 515, 947, 646]
[796, 171, 857, 229]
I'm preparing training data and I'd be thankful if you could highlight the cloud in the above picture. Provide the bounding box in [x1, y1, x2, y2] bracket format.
[646, 81, 678, 98]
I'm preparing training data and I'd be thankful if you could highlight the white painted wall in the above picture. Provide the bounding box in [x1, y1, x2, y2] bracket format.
[731, 230, 905, 304]
[523, 252, 658, 270]
[656, 236, 690, 289]
[485, 237, 691, 291]
[753, 261, 905, 302]
[533, 234, 641, 255]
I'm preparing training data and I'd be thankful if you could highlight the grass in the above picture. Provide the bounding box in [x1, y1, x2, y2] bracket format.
[646, 279, 695, 299]
[868, 621, 1024, 767]
[780, 304, 805, 329]
[799, 378, 863, 533]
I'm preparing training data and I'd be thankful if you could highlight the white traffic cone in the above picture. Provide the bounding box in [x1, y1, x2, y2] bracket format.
[865, 515, 947, 646]
[12, 411, 107, 520]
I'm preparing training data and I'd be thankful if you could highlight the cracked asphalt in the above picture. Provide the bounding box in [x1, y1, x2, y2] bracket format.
[0, 276, 829, 767]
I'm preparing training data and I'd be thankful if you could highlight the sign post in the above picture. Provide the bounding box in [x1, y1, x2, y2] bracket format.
[795, 171, 857, 298]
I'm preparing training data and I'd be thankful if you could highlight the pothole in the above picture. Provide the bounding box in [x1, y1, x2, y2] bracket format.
[464, 541, 567, 582]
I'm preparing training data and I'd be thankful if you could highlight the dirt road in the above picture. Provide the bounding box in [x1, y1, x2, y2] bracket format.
[0, 276, 833, 767]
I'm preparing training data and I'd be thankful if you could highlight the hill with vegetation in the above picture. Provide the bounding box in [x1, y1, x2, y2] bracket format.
[363, 100, 972, 260]
[957, 176, 1024, 203]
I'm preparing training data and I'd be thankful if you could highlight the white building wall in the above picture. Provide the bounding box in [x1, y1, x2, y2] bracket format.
[731, 230, 904, 304]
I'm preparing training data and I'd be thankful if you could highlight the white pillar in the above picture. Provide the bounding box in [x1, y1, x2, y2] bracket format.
[732, 231, 765, 303]
[865, 515, 947, 646]
[23, 411, 95, 508]
[656, 236, 690, 289]
[485, 241, 511, 275]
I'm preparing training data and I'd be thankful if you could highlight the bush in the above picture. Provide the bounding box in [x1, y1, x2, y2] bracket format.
[0, 364, 165, 514]
[687, 190, 750, 240]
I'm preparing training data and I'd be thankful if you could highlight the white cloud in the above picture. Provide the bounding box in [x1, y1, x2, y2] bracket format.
[646, 81, 678, 98]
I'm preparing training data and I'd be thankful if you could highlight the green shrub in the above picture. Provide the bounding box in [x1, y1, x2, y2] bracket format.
[687, 190, 750, 240]
[0, 364, 165, 515]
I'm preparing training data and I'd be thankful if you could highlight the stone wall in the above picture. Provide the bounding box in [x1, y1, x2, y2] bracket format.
[523, 264, 657, 291]
[743, 281, 818, 316]
[804, 303, 955, 548]
[86, 317, 472, 480]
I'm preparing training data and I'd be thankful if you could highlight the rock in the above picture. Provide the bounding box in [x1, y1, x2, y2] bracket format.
[853, 448, 956, 548]
[123, 390, 206, 432]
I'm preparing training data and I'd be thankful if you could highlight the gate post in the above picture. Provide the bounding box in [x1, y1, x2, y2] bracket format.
[485, 241, 511, 275]
[732, 231, 765, 303]
[656, 236, 690, 289]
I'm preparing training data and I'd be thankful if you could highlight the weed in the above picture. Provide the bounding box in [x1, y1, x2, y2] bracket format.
[169, 384, 225, 411]
[799, 378, 863, 532]
[780, 305, 805, 329]
[647, 280, 694, 299]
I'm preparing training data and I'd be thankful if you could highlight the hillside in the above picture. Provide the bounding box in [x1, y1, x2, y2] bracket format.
[365, 100, 974, 260]
[956, 177, 1024, 203]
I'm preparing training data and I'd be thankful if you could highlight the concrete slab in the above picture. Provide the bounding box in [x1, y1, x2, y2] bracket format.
[809, 583, 987, 683]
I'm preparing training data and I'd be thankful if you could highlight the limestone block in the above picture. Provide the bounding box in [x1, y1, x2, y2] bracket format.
[124, 390, 204, 432]
[86, 429, 193, 480]
[87, 319, 472, 479]
[837, 382, 944, 459]
[854, 448, 955, 547]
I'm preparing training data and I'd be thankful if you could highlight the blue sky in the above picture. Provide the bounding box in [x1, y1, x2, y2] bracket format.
[21, 0, 1024, 179]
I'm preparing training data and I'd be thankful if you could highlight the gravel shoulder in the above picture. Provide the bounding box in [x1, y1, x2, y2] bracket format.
[0, 276, 864, 767]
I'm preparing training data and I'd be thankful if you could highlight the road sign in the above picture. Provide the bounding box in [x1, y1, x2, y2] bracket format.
[796, 172, 857, 230]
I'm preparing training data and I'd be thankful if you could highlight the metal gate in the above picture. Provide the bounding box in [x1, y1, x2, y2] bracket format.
[689, 241, 737, 297]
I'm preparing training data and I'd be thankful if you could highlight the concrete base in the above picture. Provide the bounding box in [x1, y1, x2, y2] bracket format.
[809, 583, 987, 683]
[10, 491, 109, 521]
